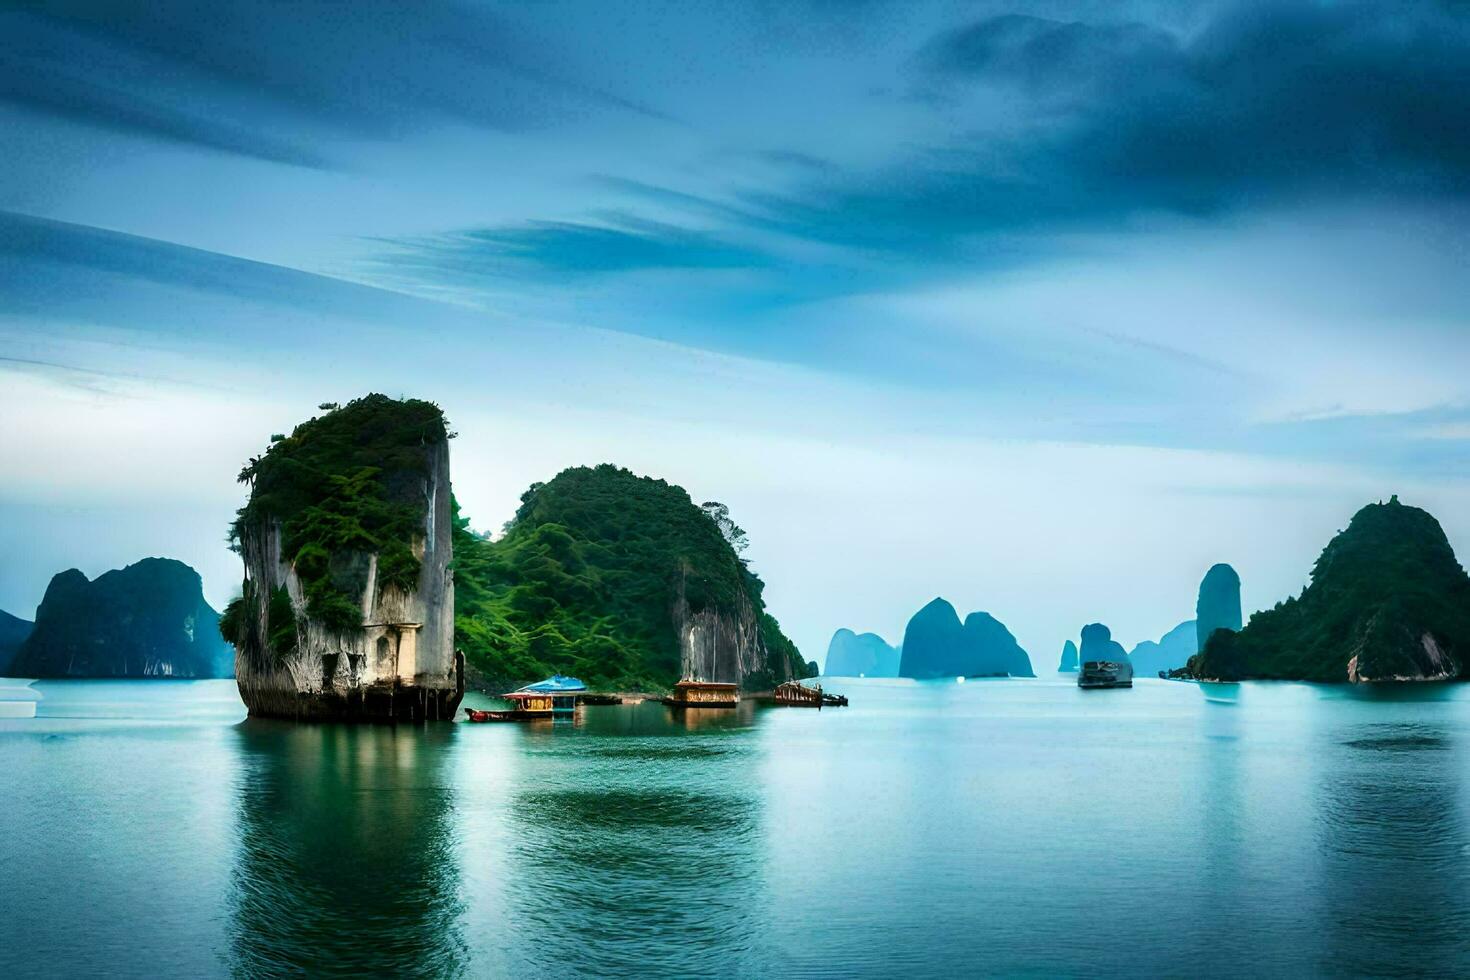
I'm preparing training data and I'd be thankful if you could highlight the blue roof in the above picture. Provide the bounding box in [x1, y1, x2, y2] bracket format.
[519, 674, 587, 694]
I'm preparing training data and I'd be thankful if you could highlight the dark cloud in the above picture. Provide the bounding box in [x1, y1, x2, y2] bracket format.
[919, 13, 1178, 96]
[0, 0, 664, 166]
[759, 1, 1470, 250]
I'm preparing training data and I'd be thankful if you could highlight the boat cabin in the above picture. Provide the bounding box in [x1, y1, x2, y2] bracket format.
[665, 680, 739, 708]
[502, 674, 587, 716]
[774, 680, 824, 705]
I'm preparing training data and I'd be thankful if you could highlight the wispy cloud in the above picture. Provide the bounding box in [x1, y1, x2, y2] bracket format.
[0, 0, 667, 167]
[377, 216, 772, 281]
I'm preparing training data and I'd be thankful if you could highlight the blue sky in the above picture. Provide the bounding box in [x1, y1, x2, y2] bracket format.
[3, 0, 1470, 665]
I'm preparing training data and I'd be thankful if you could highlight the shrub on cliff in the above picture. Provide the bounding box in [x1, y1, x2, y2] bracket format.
[453, 464, 804, 691]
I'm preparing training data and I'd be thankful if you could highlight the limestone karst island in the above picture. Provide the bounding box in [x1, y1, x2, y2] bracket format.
[7, 2, 1470, 977]
[211, 395, 812, 722]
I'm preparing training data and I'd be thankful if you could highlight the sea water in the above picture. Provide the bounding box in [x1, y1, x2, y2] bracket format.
[2, 676, 1469, 977]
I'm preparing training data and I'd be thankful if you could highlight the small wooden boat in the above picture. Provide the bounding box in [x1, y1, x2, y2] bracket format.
[464, 708, 522, 723]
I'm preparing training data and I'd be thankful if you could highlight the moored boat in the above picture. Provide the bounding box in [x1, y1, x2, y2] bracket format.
[662, 680, 739, 708]
[1078, 660, 1133, 689]
[464, 708, 522, 723]
[772, 680, 849, 707]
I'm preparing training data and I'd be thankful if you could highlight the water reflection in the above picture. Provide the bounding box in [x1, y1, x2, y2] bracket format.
[665, 704, 749, 731]
[502, 709, 766, 975]
[1314, 720, 1470, 976]
[227, 722, 467, 979]
[1332, 682, 1465, 704]
[1196, 699, 1246, 951]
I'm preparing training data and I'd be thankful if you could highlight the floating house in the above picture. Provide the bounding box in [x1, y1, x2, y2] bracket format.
[503, 674, 586, 717]
[467, 675, 588, 719]
[663, 680, 739, 708]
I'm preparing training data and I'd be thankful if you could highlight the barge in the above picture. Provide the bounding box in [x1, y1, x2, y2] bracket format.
[771, 680, 848, 707]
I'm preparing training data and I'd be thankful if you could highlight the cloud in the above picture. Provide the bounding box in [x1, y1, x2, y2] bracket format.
[752, 1, 1470, 251]
[918, 13, 1178, 95]
[0, 209, 461, 353]
[0, 0, 665, 167]
[377, 216, 772, 281]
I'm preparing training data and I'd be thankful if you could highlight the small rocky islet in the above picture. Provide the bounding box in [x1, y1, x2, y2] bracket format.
[824, 598, 1035, 679]
[824, 628, 901, 678]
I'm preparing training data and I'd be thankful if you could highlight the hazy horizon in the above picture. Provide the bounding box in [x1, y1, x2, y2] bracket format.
[4, 0, 1470, 667]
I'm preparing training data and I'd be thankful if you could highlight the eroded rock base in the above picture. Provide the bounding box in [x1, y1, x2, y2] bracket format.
[241, 682, 464, 722]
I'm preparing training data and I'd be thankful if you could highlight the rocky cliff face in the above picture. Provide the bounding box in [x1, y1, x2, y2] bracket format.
[899, 598, 1034, 678]
[1057, 639, 1079, 672]
[1196, 564, 1243, 652]
[1191, 497, 1470, 682]
[674, 573, 791, 687]
[225, 397, 461, 720]
[1079, 623, 1129, 665]
[824, 628, 901, 677]
[0, 609, 33, 675]
[11, 559, 232, 678]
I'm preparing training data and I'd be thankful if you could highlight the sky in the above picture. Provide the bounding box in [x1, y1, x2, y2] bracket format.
[3, 0, 1470, 668]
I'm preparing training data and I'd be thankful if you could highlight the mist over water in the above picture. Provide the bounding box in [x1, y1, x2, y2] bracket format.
[4, 678, 1470, 976]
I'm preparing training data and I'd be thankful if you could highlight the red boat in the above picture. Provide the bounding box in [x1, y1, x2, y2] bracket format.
[464, 708, 522, 723]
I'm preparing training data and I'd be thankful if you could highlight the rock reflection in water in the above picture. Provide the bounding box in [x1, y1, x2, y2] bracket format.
[227, 722, 467, 979]
[502, 709, 767, 976]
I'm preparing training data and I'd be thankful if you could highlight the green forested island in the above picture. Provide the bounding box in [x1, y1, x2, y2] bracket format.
[453, 464, 809, 691]
[1190, 497, 1470, 682]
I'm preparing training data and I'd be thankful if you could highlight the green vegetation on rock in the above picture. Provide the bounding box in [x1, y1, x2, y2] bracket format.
[1190, 497, 1470, 681]
[453, 464, 805, 691]
[222, 394, 447, 643]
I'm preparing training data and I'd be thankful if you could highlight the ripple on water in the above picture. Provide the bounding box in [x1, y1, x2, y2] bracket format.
[503, 785, 766, 973]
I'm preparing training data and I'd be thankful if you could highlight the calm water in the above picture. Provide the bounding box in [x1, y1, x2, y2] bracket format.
[4, 676, 1470, 977]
